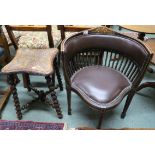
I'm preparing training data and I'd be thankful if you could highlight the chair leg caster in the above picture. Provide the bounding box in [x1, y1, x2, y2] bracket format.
[121, 112, 126, 119]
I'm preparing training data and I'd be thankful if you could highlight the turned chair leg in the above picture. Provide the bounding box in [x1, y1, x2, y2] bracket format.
[67, 88, 71, 115]
[25, 73, 31, 91]
[22, 73, 31, 91]
[51, 72, 55, 87]
[14, 74, 20, 84]
[8, 74, 22, 120]
[54, 59, 63, 91]
[97, 112, 104, 129]
[57, 51, 61, 67]
[121, 91, 135, 119]
[45, 75, 63, 119]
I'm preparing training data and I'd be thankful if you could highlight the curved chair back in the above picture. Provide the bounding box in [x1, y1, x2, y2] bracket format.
[61, 27, 152, 87]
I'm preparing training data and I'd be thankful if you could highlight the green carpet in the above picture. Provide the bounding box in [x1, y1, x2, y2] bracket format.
[1, 26, 155, 129]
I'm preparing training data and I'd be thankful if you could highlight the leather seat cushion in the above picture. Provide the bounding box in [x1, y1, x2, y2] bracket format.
[71, 66, 132, 109]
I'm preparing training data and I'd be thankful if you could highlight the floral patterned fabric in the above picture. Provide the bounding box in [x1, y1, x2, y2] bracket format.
[17, 27, 75, 48]
[2, 25, 74, 49]
[18, 32, 50, 48]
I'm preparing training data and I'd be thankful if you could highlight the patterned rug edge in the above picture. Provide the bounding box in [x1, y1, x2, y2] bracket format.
[0, 120, 67, 130]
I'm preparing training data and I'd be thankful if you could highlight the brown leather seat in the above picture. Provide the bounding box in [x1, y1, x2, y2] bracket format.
[71, 66, 131, 110]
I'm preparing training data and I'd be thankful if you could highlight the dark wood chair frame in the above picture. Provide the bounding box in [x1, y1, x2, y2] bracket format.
[61, 27, 152, 129]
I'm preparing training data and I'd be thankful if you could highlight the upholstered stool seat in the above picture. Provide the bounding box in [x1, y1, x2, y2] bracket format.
[2, 48, 58, 75]
[71, 66, 132, 110]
